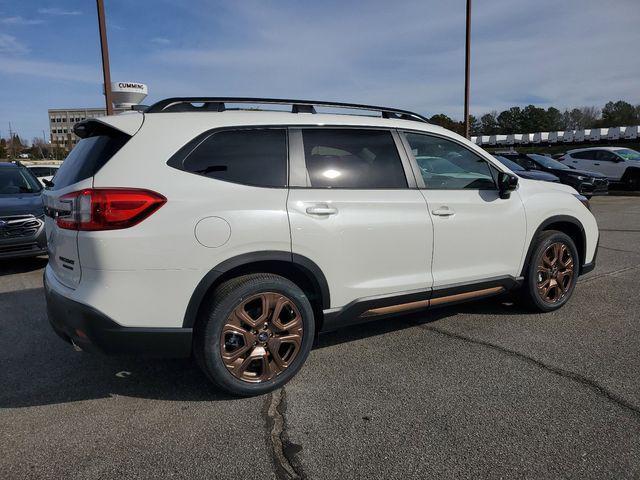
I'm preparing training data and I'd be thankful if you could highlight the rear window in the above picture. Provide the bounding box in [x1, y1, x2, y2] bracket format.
[171, 129, 287, 188]
[51, 128, 129, 190]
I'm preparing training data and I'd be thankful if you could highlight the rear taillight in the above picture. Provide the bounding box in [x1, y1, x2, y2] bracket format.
[56, 188, 166, 231]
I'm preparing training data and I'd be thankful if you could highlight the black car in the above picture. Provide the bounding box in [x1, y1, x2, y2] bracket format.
[0, 162, 47, 259]
[493, 155, 560, 183]
[502, 153, 608, 197]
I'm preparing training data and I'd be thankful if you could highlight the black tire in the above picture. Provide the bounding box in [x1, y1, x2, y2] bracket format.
[519, 230, 579, 312]
[194, 273, 315, 396]
[620, 167, 640, 191]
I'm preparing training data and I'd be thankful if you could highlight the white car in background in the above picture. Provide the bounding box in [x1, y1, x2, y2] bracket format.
[42, 97, 599, 396]
[27, 164, 60, 187]
[561, 147, 640, 188]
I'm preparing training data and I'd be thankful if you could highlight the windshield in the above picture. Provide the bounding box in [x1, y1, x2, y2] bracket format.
[0, 167, 42, 194]
[493, 155, 524, 171]
[527, 154, 571, 170]
[616, 149, 640, 161]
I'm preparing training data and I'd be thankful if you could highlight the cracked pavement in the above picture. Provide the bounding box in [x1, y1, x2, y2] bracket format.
[1, 196, 639, 479]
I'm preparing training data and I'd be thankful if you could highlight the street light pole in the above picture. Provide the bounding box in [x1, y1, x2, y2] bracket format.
[463, 0, 472, 139]
[96, 0, 114, 115]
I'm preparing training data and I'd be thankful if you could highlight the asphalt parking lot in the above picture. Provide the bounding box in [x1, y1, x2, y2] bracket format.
[1, 196, 639, 480]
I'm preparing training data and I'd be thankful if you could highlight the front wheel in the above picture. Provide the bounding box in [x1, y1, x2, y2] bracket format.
[520, 230, 579, 312]
[194, 273, 315, 396]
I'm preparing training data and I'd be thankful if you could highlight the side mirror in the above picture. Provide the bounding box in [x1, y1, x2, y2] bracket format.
[498, 171, 518, 199]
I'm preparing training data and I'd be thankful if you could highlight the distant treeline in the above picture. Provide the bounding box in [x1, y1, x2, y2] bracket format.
[430, 100, 640, 137]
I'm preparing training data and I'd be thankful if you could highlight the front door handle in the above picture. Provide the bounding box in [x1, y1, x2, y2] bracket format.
[432, 207, 455, 217]
[593, 163, 600, 165]
[306, 204, 338, 216]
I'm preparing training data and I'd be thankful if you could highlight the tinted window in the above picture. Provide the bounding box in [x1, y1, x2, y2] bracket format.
[595, 150, 618, 161]
[0, 166, 42, 194]
[527, 154, 571, 170]
[493, 155, 525, 171]
[53, 131, 129, 190]
[571, 150, 597, 160]
[405, 133, 495, 190]
[29, 167, 54, 177]
[181, 129, 287, 188]
[301, 129, 407, 189]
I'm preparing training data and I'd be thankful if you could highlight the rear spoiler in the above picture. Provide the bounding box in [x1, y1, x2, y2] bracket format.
[74, 113, 144, 138]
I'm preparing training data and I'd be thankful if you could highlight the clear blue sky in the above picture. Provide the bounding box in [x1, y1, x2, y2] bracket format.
[1, 0, 639, 141]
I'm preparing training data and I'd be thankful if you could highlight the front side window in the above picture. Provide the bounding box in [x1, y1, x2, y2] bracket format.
[301, 129, 407, 189]
[615, 149, 640, 161]
[595, 150, 619, 162]
[404, 133, 495, 190]
[179, 129, 287, 188]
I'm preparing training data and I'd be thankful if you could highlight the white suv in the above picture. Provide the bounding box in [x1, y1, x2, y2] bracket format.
[561, 147, 640, 187]
[43, 98, 599, 396]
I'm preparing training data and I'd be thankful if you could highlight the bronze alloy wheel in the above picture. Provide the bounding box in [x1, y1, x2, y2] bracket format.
[220, 292, 304, 383]
[536, 242, 575, 303]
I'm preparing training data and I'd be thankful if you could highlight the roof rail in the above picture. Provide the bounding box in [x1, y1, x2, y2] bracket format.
[144, 97, 429, 123]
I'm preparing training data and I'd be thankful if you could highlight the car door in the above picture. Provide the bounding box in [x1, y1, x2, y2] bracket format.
[594, 150, 626, 180]
[400, 131, 526, 288]
[287, 127, 433, 309]
[564, 151, 587, 170]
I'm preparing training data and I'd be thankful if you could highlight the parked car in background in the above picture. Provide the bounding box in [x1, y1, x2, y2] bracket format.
[0, 162, 47, 259]
[493, 155, 560, 183]
[27, 164, 60, 187]
[43, 97, 599, 396]
[561, 147, 640, 189]
[501, 152, 608, 198]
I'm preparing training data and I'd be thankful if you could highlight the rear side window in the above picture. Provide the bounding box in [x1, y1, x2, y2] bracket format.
[571, 151, 596, 160]
[301, 129, 407, 189]
[52, 130, 129, 190]
[176, 129, 287, 188]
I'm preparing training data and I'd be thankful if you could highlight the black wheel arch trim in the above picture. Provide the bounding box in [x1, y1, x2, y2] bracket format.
[182, 250, 330, 328]
[521, 215, 591, 277]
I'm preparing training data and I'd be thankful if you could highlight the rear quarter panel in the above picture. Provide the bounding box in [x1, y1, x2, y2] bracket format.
[77, 116, 291, 328]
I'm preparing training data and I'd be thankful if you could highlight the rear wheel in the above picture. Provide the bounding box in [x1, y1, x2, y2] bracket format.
[194, 273, 315, 396]
[520, 230, 579, 312]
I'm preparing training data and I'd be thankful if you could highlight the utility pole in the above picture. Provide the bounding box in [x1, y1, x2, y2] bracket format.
[8, 122, 13, 159]
[42, 130, 47, 159]
[463, 0, 472, 139]
[96, 0, 114, 115]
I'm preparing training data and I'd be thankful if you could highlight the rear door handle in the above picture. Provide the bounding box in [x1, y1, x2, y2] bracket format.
[306, 204, 338, 216]
[593, 163, 600, 165]
[432, 207, 455, 217]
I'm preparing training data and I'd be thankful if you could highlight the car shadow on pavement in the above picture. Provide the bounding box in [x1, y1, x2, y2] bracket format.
[0, 256, 48, 276]
[2, 287, 529, 409]
[316, 295, 531, 349]
[0, 287, 236, 409]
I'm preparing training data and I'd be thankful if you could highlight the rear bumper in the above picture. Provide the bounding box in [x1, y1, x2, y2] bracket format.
[45, 275, 192, 357]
